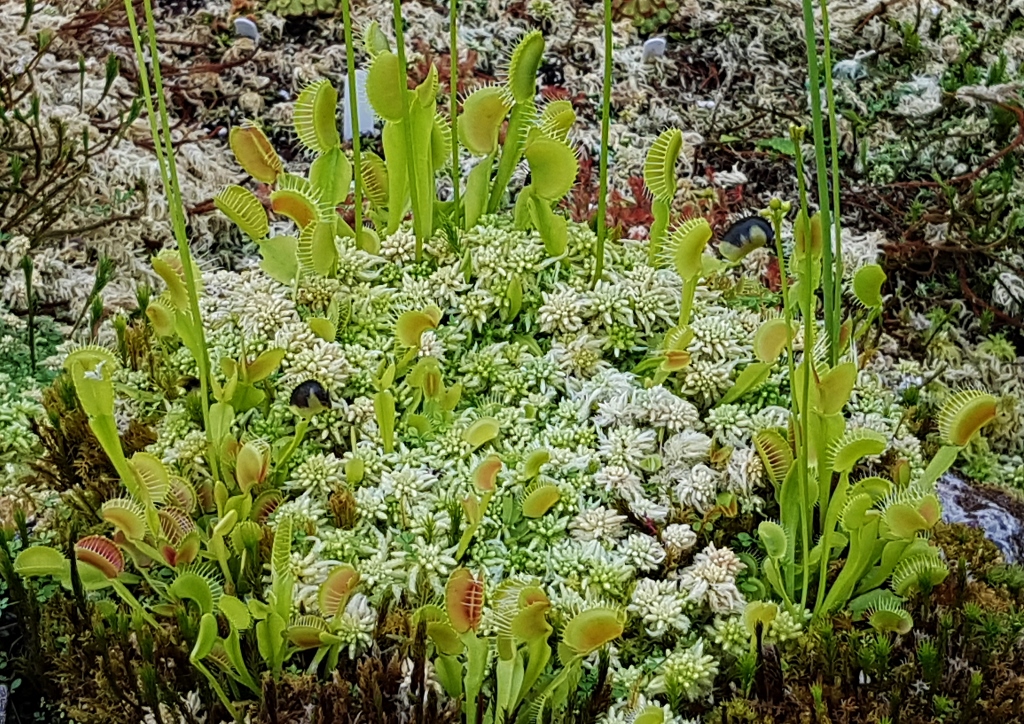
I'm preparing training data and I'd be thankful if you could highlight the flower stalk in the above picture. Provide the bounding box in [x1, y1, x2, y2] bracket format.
[341, 0, 364, 249]
[123, 0, 220, 481]
[592, 0, 613, 287]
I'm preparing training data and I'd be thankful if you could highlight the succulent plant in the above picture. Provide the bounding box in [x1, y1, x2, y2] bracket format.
[263, 0, 337, 17]
[612, 0, 681, 34]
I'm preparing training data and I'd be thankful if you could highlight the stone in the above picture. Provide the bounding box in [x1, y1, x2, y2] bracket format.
[938, 473, 1024, 563]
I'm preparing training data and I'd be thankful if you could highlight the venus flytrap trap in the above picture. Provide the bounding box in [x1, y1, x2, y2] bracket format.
[643, 128, 684, 266]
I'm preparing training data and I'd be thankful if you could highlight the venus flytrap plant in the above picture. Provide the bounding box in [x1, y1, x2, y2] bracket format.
[515, 126, 579, 259]
[487, 32, 545, 215]
[455, 455, 500, 559]
[285, 565, 361, 673]
[424, 571, 622, 724]
[366, 9, 445, 259]
[750, 180, 1000, 621]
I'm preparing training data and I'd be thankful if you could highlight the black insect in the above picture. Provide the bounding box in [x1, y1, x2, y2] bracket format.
[719, 216, 775, 262]
[290, 379, 331, 416]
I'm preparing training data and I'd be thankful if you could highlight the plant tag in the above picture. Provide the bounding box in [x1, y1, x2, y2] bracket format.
[642, 37, 667, 63]
[343, 69, 377, 141]
[234, 17, 260, 45]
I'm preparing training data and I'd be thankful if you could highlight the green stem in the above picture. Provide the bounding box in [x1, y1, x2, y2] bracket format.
[341, 0, 364, 250]
[800, 0, 836, 366]
[678, 278, 696, 329]
[193, 659, 243, 722]
[124, 0, 219, 482]
[648, 198, 669, 266]
[820, 0, 844, 338]
[815, 470, 849, 611]
[792, 127, 813, 611]
[487, 106, 528, 214]
[110, 578, 159, 628]
[591, 0, 613, 288]
[391, 0, 423, 262]
[449, 0, 461, 230]
[276, 418, 310, 477]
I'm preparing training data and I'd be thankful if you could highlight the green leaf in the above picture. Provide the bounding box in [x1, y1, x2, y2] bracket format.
[510, 601, 552, 642]
[670, 219, 712, 280]
[101, 498, 147, 541]
[464, 155, 492, 229]
[374, 390, 396, 453]
[170, 569, 217, 615]
[366, 51, 405, 122]
[229, 125, 282, 184]
[524, 132, 577, 201]
[758, 521, 788, 560]
[235, 442, 268, 492]
[817, 362, 857, 415]
[522, 484, 560, 518]
[191, 612, 219, 662]
[309, 317, 337, 342]
[561, 607, 624, 655]
[297, 219, 338, 277]
[362, 20, 390, 56]
[152, 256, 189, 311]
[523, 449, 549, 479]
[853, 264, 886, 309]
[396, 309, 438, 348]
[829, 428, 887, 473]
[435, 655, 463, 698]
[473, 455, 502, 493]
[529, 194, 568, 257]
[130, 452, 171, 505]
[643, 128, 683, 202]
[257, 236, 299, 285]
[209, 402, 234, 447]
[247, 348, 285, 383]
[319, 565, 360, 617]
[717, 362, 770, 405]
[14, 546, 66, 577]
[884, 503, 929, 539]
[507, 31, 545, 104]
[939, 390, 998, 447]
[427, 622, 464, 655]
[219, 594, 252, 630]
[294, 79, 340, 154]
[460, 87, 510, 156]
[756, 137, 796, 156]
[310, 148, 353, 207]
[463, 417, 500, 450]
[271, 174, 322, 230]
[634, 708, 666, 724]
[538, 100, 575, 142]
[256, 612, 287, 669]
[753, 318, 792, 364]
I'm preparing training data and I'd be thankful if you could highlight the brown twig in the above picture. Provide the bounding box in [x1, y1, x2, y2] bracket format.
[957, 258, 1024, 330]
